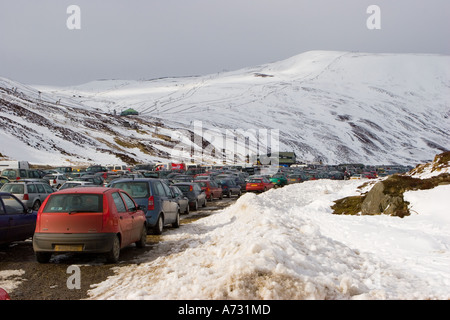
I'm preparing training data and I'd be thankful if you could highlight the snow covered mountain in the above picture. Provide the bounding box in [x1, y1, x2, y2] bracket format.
[1, 51, 449, 166]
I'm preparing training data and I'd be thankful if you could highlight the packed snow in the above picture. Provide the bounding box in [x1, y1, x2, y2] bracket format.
[85, 179, 450, 300]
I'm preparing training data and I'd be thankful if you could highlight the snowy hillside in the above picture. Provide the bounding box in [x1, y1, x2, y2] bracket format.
[1, 50, 449, 166]
[0, 77, 183, 166]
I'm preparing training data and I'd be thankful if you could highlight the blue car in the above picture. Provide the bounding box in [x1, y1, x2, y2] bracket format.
[0, 192, 37, 245]
[108, 178, 179, 235]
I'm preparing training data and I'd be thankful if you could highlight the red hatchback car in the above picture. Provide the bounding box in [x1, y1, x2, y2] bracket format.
[33, 187, 147, 263]
[246, 177, 275, 193]
[196, 180, 223, 201]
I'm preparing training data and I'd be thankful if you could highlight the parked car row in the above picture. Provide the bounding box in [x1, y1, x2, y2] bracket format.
[0, 173, 235, 264]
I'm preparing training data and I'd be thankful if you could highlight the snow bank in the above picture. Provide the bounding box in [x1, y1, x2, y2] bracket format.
[0, 269, 25, 293]
[88, 180, 450, 300]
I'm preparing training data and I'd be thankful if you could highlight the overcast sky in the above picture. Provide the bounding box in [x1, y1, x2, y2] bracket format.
[1, 0, 449, 86]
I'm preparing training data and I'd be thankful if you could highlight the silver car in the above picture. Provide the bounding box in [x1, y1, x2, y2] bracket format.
[0, 180, 54, 210]
[58, 180, 95, 190]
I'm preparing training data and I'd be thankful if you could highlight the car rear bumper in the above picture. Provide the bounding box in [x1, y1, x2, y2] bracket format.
[33, 232, 116, 253]
[246, 187, 264, 192]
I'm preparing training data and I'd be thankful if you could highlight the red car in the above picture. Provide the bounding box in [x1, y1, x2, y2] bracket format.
[33, 187, 147, 263]
[361, 171, 378, 179]
[196, 180, 223, 201]
[0, 288, 10, 300]
[246, 177, 275, 193]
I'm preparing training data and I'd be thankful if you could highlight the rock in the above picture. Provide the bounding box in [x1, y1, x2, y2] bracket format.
[360, 180, 408, 217]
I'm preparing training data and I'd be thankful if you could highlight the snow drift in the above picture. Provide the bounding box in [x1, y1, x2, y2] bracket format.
[88, 179, 450, 300]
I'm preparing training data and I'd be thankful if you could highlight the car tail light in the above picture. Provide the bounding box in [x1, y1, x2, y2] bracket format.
[148, 196, 154, 211]
[23, 194, 29, 200]
[189, 185, 193, 192]
[206, 187, 210, 193]
[53, 179, 57, 184]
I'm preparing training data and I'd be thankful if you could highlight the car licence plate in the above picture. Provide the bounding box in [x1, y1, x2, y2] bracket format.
[54, 245, 83, 252]
[251, 184, 258, 187]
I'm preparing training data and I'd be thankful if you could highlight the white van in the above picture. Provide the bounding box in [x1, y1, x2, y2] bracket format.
[0, 161, 30, 170]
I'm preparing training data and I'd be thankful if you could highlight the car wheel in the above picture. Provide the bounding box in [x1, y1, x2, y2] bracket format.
[209, 194, 214, 202]
[153, 215, 164, 235]
[135, 225, 147, 248]
[35, 252, 51, 263]
[219, 193, 223, 200]
[202, 198, 207, 207]
[32, 200, 41, 211]
[105, 234, 121, 263]
[184, 203, 190, 215]
[172, 211, 180, 228]
[192, 200, 198, 211]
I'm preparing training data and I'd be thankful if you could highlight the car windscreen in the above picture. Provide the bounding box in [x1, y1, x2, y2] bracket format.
[42, 194, 103, 213]
[110, 181, 150, 198]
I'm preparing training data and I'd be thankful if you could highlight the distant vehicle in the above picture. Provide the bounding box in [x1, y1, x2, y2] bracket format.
[0, 192, 37, 246]
[270, 174, 288, 187]
[0, 180, 54, 210]
[217, 179, 242, 198]
[32, 187, 147, 263]
[85, 165, 107, 174]
[108, 178, 179, 235]
[1, 168, 41, 180]
[246, 177, 275, 193]
[286, 173, 305, 184]
[194, 173, 214, 181]
[361, 172, 378, 179]
[173, 182, 207, 211]
[172, 175, 194, 183]
[73, 175, 104, 186]
[55, 167, 72, 174]
[58, 181, 95, 190]
[107, 165, 129, 172]
[0, 160, 30, 170]
[196, 180, 223, 201]
[134, 163, 155, 171]
[169, 185, 190, 214]
[43, 173, 68, 189]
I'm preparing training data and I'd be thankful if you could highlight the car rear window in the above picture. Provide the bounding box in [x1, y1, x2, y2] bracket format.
[42, 194, 103, 213]
[111, 181, 150, 198]
[249, 179, 263, 183]
[176, 185, 190, 192]
[1, 184, 25, 194]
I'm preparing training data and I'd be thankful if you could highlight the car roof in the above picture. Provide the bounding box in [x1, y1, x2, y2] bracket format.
[53, 186, 117, 194]
[110, 178, 159, 183]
